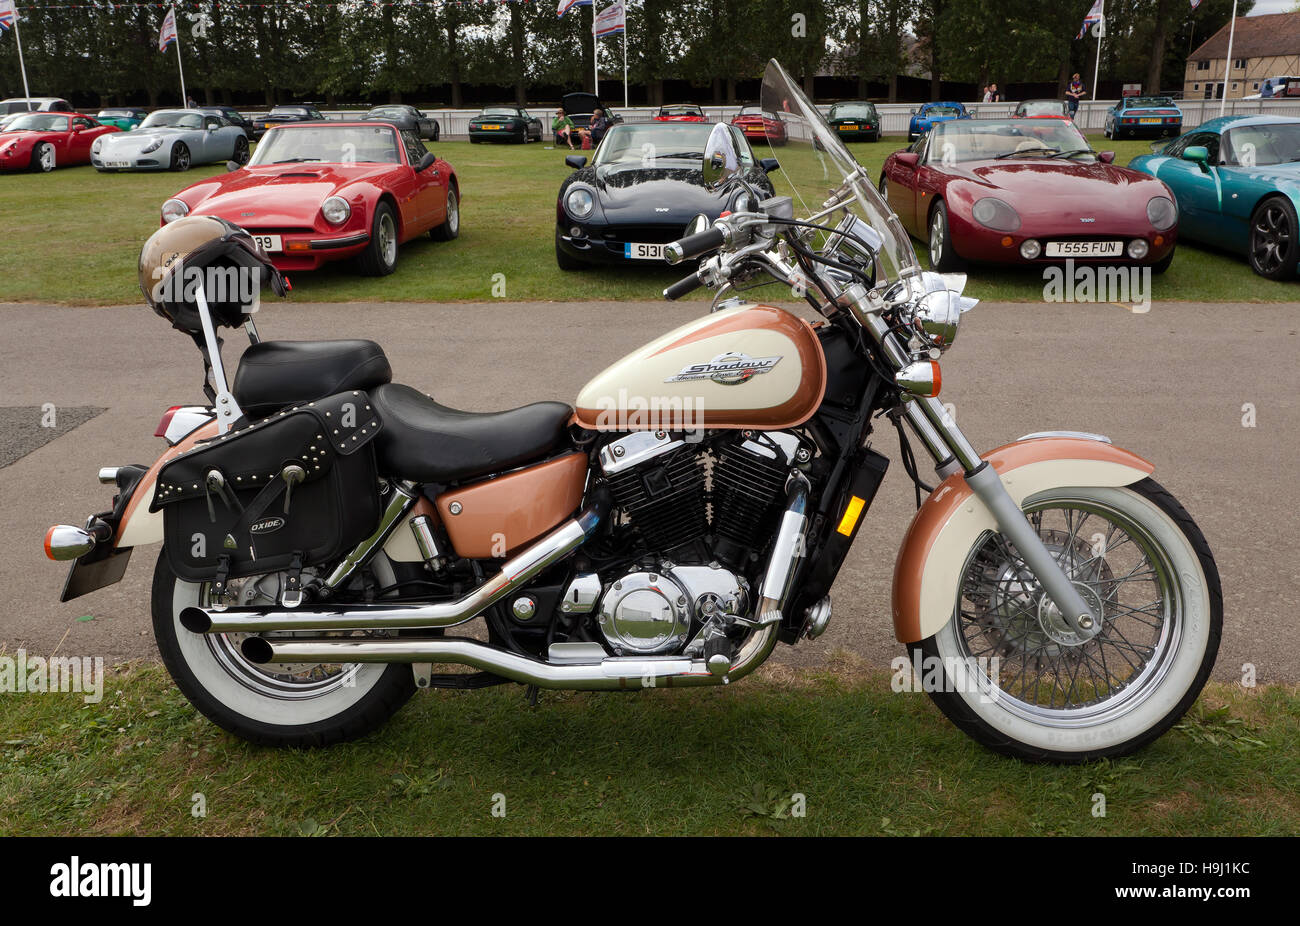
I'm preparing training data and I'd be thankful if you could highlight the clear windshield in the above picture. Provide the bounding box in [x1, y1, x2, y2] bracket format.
[142, 111, 202, 130]
[758, 58, 919, 289]
[248, 124, 402, 165]
[6, 113, 66, 131]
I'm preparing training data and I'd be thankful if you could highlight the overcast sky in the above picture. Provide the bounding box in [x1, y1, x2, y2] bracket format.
[1247, 0, 1296, 15]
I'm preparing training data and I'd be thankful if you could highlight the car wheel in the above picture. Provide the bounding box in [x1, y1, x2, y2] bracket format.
[927, 200, 966, 273]
[170, 142, 191, 171]
[555, 230, 585, 271]
[32, 142, 56, 172]
[358, 201, 399, 276]
[233, 136, 250, 165]
[1248, 196, 1298, 281]
[430, 184, 459, 242]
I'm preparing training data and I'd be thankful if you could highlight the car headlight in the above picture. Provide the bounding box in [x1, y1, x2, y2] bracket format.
[565, 186, 595, 219]
[971, 197, 1021, 232]
[141, 137, 163, 153]
[1146, 195, 1177, 231]
[161, 199, 189, 223]
[321, 196, 351, 225]
[92, 137, 103, 153]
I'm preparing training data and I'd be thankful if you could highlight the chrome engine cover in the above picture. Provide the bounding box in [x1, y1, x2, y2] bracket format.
[597, 563, 749, 656]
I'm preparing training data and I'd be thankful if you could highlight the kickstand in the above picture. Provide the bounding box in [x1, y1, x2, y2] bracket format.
[525, 684, 540, 707]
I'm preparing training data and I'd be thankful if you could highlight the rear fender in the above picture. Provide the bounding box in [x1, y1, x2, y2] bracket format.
[891, 436, 1154, 643]
[116, 420, 220, 548]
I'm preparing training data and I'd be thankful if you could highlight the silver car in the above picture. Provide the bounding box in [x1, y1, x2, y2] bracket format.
[91, 109, 250, 172]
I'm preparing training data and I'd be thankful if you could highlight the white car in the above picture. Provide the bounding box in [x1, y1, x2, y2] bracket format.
[91, 109, 250, 172]
[0, 97, 73, 115]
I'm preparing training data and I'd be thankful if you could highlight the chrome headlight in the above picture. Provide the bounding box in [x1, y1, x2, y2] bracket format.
[161, 199, 189, 223]
[141, 137, 163, 153]
[1146, 195, 1177, 231]
[565, 186, 595, 219]
[971, 197, 1021, 232]
[730, 189, 754, 213]
[906, 272, 978, 354]
[321, 196, 351, 225]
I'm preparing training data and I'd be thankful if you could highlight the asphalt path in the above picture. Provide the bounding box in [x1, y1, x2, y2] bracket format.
[1, 298, 1297, 682]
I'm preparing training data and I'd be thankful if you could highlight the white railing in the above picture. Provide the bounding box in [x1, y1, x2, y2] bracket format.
[244, 98, 1300, 139]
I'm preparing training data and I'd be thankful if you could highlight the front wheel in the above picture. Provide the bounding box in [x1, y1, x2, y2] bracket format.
[232, 136, 250, 165]
[170, 142, 191, 171]
[358, 200, 399, 276]
[914, 478, 1221, 763]
[151, 552, 415, 747]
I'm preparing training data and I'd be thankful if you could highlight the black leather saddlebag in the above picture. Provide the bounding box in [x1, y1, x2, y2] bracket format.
[150, 391, 383, 588]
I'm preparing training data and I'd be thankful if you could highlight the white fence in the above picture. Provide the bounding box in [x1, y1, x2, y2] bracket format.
[246, 98, 1300, 139]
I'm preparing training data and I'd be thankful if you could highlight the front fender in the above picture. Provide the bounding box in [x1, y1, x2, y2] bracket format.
[891, 437, 1154, 643]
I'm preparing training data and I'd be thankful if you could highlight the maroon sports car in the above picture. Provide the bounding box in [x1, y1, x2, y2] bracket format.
[0, 111, 120, 172]
[879, 118, 1179, 272]
[161, 121, 459, 275]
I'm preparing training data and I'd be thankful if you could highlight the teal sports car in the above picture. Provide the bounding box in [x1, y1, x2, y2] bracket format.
[1129, 115, 1300, 280]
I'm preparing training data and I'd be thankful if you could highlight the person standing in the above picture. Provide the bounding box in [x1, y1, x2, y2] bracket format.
[982, 85, 994, 103]
[1066, 73, 1086, 119]
[989, 83, 1001, 102]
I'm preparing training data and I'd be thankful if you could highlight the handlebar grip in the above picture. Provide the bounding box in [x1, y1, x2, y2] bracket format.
[663, 270, 704, 301]
[665, 226, 726, 265]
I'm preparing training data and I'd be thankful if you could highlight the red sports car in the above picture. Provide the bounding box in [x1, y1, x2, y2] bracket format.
[879, 118, 1179, 272]
[0, 111, 120, 172]
[161, 121, 459, 275]
[731, 104, 787, 146]
[654, 103, 707, 123]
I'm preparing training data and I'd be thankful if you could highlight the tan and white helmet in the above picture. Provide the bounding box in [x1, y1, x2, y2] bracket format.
[139, 216, 287, 333]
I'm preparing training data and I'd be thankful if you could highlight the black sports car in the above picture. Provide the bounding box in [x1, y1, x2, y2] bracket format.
[362, 104, 439, 141]
[257, 105, 326, 139]
[468, 105, 543, 144]
[199, 106, 256, 141]
[555, 121, 778, 270]
[555, 91, 622, 144]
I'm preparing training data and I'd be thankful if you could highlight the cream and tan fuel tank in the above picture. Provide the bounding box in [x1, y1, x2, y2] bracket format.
[573, 303, 826, 431]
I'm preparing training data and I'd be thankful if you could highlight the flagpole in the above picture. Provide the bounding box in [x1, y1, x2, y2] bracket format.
[592, 1, 599, 95]
[12, 5, 31, 105]
[172, 4, 187, 105]
[1091, 0, 1104, 101]
[1219, 0, 1237, 118]
[622, 19, 627, 110]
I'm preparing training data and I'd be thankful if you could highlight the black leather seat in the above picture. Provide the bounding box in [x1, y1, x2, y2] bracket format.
[232, 340, 392, 419]
[369, 383, 572, 483]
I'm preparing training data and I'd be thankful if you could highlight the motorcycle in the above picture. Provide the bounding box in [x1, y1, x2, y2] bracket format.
[44, 60, 1221, 761]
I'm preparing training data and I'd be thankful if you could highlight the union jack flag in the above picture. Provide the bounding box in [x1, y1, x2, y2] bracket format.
[1076, 0, 1103, 39]
[0, 0, 19, 33]
[159, 6, 177, 52]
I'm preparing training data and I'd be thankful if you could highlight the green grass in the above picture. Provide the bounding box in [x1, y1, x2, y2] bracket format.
[0, 134, 1292, 307]
[1, 660, 1296, 835]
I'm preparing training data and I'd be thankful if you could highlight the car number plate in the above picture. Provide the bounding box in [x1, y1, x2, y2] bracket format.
[1045, 241, 1123, 258]
[251, 234, 283, 253]
[838, 125, 857, 130]
[1138, 117, 1161, 124]
[625, 242, 665, 261]
[483, 124, 501, 130]
[105, 160, 131, 168]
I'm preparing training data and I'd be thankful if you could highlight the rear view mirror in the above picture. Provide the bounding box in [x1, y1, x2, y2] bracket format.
[416, 152, 438, 171]
[565, 155, 587, 169]
[758, 157, 780, 173]
[225, 160, 241, 172]
[896, 152, 919, 169]
[702, 124, 741, 189]
[1097, 150, 1115, 164]
[1181, 145, 1210, 172]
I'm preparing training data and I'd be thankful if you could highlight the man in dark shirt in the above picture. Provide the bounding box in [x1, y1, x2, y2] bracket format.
[588, 108, 610, 147]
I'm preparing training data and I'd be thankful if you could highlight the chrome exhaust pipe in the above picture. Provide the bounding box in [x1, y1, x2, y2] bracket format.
[240, 622, 780, 691]
[180, 489, 610, 635]
[753, 472, 810, 626]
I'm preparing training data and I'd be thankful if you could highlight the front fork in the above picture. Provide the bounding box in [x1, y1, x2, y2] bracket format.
[849, 284, 1100, 637]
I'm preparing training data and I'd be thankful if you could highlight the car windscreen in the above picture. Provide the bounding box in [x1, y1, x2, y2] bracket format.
[481, 107, 521, 117]
[1020, 101, 1064, 115]
[1127, 97, 1175, 108]
[737, 106, 762, 116]
[270, 107, 308, 116]
[1222, 122, 1300, 166]
[6, 113, 67, 131]
[924, 105, 963, 117]
[594, 123, 719, 166]
[928, 120, 1089, 162]
[248, 124, 402, 165]
[367, 107, 409, 116]
[660, 106, 702, 116]
[141, 111, 202, 129]
[829, 103, 875, 118]
[98, 109, 134, 118]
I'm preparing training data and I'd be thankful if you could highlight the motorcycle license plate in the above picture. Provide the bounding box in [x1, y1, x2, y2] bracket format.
[1045, 241, 1123, 258]
[1139, 117, 1161, 124]
[251, 234, 283, 253]
[625, 242, 665, 261]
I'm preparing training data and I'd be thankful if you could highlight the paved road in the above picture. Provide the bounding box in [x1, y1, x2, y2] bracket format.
[2, 299, 1297, 682]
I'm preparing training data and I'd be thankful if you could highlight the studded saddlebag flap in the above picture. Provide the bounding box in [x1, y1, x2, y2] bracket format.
[150, 391, 383, 587]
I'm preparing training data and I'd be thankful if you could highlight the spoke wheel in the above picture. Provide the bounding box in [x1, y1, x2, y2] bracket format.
[171, 142, 191, 171]
[1249, 197, 1297, 280]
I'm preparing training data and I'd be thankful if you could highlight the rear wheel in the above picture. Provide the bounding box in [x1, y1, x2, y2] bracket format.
[1248, 196, 1297, 280]
[232, 136, 250, 165]
[913, 478, 1221, 763]
[151, 552, 415, 747]
[32, 142, 56, 172]
[430, 184, 459, 241]
[170, 142, 191, 171]
[358, 201, 399, 276]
